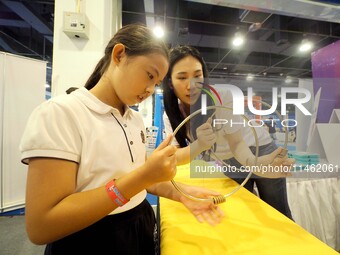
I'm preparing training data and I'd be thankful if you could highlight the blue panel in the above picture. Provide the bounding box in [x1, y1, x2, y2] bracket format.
[0, 208, 25, 216]
[310, 0, 340, 5]
[153, 92, 164, 147]
[146, 193, 158, 205]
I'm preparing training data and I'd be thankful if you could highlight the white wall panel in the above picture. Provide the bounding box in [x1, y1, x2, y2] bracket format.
[0, 52, 46, 212]
[0, 53, 4, 210]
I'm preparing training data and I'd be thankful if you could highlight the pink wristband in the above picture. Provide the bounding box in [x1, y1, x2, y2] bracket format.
[106, 179, 130, 207]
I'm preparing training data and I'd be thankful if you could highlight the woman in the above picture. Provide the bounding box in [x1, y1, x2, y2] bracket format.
[20, 25, 224, 255]
[163, 45, 293, 219]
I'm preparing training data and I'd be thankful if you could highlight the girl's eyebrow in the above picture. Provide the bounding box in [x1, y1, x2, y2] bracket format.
[150, 65, 163, 84]
[150, 66, 159, 78]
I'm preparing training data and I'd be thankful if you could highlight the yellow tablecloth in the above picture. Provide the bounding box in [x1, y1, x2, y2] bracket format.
[160, 162, 338, 255]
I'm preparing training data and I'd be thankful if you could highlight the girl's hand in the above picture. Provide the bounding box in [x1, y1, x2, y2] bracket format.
[178, 184, 225, 226]
[143, 135, 177, 184]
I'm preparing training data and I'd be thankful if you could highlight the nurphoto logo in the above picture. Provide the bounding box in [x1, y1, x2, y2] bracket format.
[200, 84, 312, 128]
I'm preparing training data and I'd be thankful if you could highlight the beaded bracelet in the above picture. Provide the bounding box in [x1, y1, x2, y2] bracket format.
[106, 179, 130, 207]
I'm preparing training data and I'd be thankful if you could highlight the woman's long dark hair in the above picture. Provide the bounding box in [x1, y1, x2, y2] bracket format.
[163, 45, 213, 147]
[85, 23, 169, 89]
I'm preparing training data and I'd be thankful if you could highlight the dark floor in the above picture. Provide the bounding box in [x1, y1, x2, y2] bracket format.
[0, 203, 158, 255]
[0, 216, 45, 255]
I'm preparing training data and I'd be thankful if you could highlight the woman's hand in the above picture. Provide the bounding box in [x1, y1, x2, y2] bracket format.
[196, 118, 216, 152]
[178, 183, 225, 226]
[252, 147, 295, 178]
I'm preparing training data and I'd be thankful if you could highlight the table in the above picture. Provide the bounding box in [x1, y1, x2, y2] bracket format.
[160, 162, 339, 255]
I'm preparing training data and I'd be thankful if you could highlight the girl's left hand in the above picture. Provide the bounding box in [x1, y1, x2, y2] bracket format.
[178, 184, 225, 226]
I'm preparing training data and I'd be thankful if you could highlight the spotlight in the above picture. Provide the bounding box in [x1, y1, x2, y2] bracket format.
[153, 26, 165, 38]
[232, 32, 244, 47]
[299, 39, 313, 52]
[246, 74, 254, 81]
[285, 76, 292, 84]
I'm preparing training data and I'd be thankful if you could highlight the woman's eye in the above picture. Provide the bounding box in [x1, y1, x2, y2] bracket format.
[178, 77, 186, 80]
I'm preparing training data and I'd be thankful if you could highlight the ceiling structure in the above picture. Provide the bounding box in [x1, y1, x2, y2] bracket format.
[122, 0, 340, 80]
[0, 0, 340, 98]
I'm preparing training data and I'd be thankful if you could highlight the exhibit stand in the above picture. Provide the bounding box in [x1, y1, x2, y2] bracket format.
[307, 107, 340, 167]
[284, 108, 340, 250]
[296, 79, 314, 151]
[0, 52, 46, 213]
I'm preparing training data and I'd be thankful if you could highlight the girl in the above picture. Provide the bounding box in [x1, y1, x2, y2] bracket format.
[20, 25, 224, 255]
[163, 45, 293, 219]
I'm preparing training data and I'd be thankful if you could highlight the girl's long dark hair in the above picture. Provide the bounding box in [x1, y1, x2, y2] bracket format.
[85, 23, 169, 89]
[163, 45, 213, 147]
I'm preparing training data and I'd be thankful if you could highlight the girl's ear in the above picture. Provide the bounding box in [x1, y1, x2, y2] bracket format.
[112, 43, 126, 65]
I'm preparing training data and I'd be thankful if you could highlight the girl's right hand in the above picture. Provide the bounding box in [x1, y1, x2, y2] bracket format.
[143, 135, 177, 184]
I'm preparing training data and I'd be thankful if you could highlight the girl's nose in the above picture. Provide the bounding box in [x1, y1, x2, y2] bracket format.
[145, 86, 154, 95]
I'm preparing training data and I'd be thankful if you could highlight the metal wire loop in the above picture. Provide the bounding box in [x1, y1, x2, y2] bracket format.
[169, 99, 289, 204]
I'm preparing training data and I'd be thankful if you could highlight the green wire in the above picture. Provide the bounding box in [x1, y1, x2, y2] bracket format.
[200, 87, 217, 105]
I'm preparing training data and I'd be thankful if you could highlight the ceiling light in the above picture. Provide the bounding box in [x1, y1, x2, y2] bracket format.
[246, 74, 254, 81]
[232, 32, 244, 47]
[299, 39, 313, 52]
[285, 76, 292, 84]
[153, 26, 165, 38]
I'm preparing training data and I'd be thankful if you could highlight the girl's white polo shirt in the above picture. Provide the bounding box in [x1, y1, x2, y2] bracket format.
[20, 87, 147, 214]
